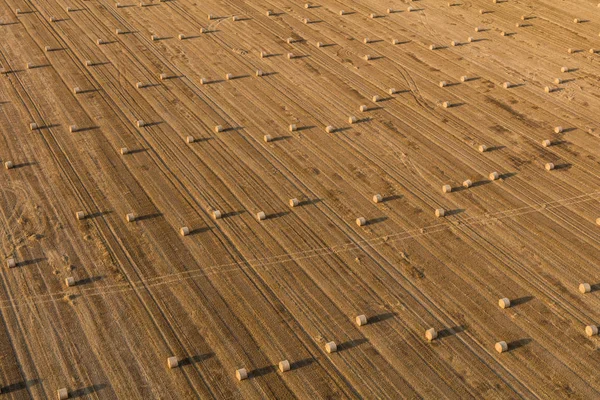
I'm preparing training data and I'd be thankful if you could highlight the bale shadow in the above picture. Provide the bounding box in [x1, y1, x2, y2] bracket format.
[70, 384, 107, 398]
[508, 338, 532, 352]
[268, 211, 290, 220]
[446, 209, 465, 216]
[180, 353, 214, 366]
[384, 194, 403, 202]
[368, 216, 388, 225]
[438, 325, 465, 339]
[250, 365, 276, 378]
[77, 276, 104, 285]
[1, 379, 41, 394]
[189, 226, 211, 235]
[223, 210, 244, 218]
[137, 212, 162, 221]
[17, 258, 47, 267]
[554, 163, 572, 170]
[337, 338, 368, 351]
[13, 161, 38, 169]
[369, 312, 396, 324]
[487, 145, 506, 152]
[290, 358, 314, 370]
[511, 296, 534, 306]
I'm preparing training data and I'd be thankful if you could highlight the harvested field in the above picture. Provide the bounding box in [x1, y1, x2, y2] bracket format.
[1, 0, 600, 398]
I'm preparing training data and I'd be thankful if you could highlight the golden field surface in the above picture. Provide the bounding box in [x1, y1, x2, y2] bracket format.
[1, 0, 600, 398]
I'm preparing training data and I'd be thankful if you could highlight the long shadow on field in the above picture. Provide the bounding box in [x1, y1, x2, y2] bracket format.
[136, 213, 163, 221]
[189, 227, 212, 235]
[499, 172, 517, 180]
[180, 353, 214, 366]
[268, 211, 290, 220]
[486, 145, 506, 152]
[302, 198, 322, 206]
[369, 312, 396, 324]
[17, 258, 47, 267]
[507, 338, 532, 352]
[88, 210, 113, 219]
[70, 384, 107, 398]
[554, 163, 572, 171]
[445, 209, 465, 217]
[13, 161, 37, 169]
[438, 325, 465, 339]
[77, 276, 104, 285]
[383, 194, 403, 202]
[367, 216, 388, 225]
[1, 378, 41, 394]
[338, 338, 369, 352]
[250, 365, 277, 378]
[511, 296, 534, 306]
[223, 210, 245, 218]
[290, 358, 314, 370]
[590, 284, 600, 292]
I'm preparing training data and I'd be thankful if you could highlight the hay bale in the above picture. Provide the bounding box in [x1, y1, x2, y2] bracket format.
[442, 101, 451, 108]
[136, 82, 145, 89]
[348, 116, 357, 124]
[289, 124, 297, 132]
[561, 66, 569, 73]
[287, 53, 294, 60]
[316, 42, 323, 48]
[429, 44, 437, 50]
[73, 87, 82, 94]
[178, 34, 185, 40]
[545, 162, 555, 171]
[215, 125, 223, 133]
[356, 314, 368, 326]
[325, 342, 337, 353]
[339, 10, 346, 15]
[435, 208, 445, 218]
[65, 277, 75, 287]
[596, 217, 600, 226]
[76, 211, 85, 220]
[495, 341, 508, 353]
[256, 70, 264, 77]
[30, 122, 38, 130]
[136, 120, 145, 128]
[289, 198, 299, 207]
[467, 37, 474, 43]
[503, 82, 511, 89]
[554, 126, 563, 133]
[585, 325, 598, 337]
[356, 217, 366, 226]
[579, 283, 591, 294]
[478, 144, 488, 153]
[266, 10, 272, 16]
[364, 55, 372, 61]
[120, 147, 129, 155]
[6, 258, 16, 268]
[4, 161, 14, 169]
[475, 27, 483, 32]
[325, 126, 335, 133]
[463, 179, 472, 188]
[180, 227, 190, 236]
[442, 185, 452, 193]
[69, 125, 78, 133]
[489, 171, 499, 181]
[388, 88, 397, 95]
[256, 211, 266, 221]
[392, 39, 399, 45]
[116, 28, 123, 35]
[360, 105, 368, 112]
[542, 139, 551, 147]
[554, 78, 563, 85]
[372, 95, 380, 102]
[263, 134, 272, 142]
[544, 86, 553, 93]
[363, 38, 371, 44]
[167, 356, 178, 369]
[373, 194, 383, 203]
[186, 136, 195, 144]
[425, 328, 438, 342]
[57, 388, 69, 400]
[498, 298, 511, 309]
[279, 360, 290, 372]
[126, 213, 136, 222]
[574, 18, 581, 23]
[439, 81, 447, 88]
[212, 210, 222, 220]
[225, 73, 233, 80]
[85, 60, 93, 66]
[236, 368, 248, 381]
[96, 39, 105, 45]
[451, 40, 458, 47]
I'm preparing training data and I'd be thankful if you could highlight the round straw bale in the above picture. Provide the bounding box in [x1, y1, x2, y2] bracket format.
[236, 368, 248, 381]
[279, 360, 290, 372]
[356, 314, 367, 326]
[356, 217, 366, 226]
[541, 139, 551, 147]
[256, 211, 266, 221]
[545, 162, 555, 171]
[495, 341, 508, 353]
[57, 388, 68, 400]
[442, 184, 452, 193]
[425, 328, 437, 341]
[6, 258, 16, 268]
[585, 325, 598, 337]
[76, 211, 85, 220]
[167, 356, 178, 369]
[126, 213, 136, 222]
[289, 198, 299, 207]
[478, 145, 488, 153]
[373, 194, 383, 203]
[498, 298, 511, 309]
[65, 277, 75, 287]
[489, 171, 499, 181]
[4, 161, 14, 169]
[213, 210, 222, 220]
[463, 179, 472, 188]
[435, 208, 445, 218]
[579, 283, 591, 294]
[180, 227, 190, 236]
[325, 342, 337, 353]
